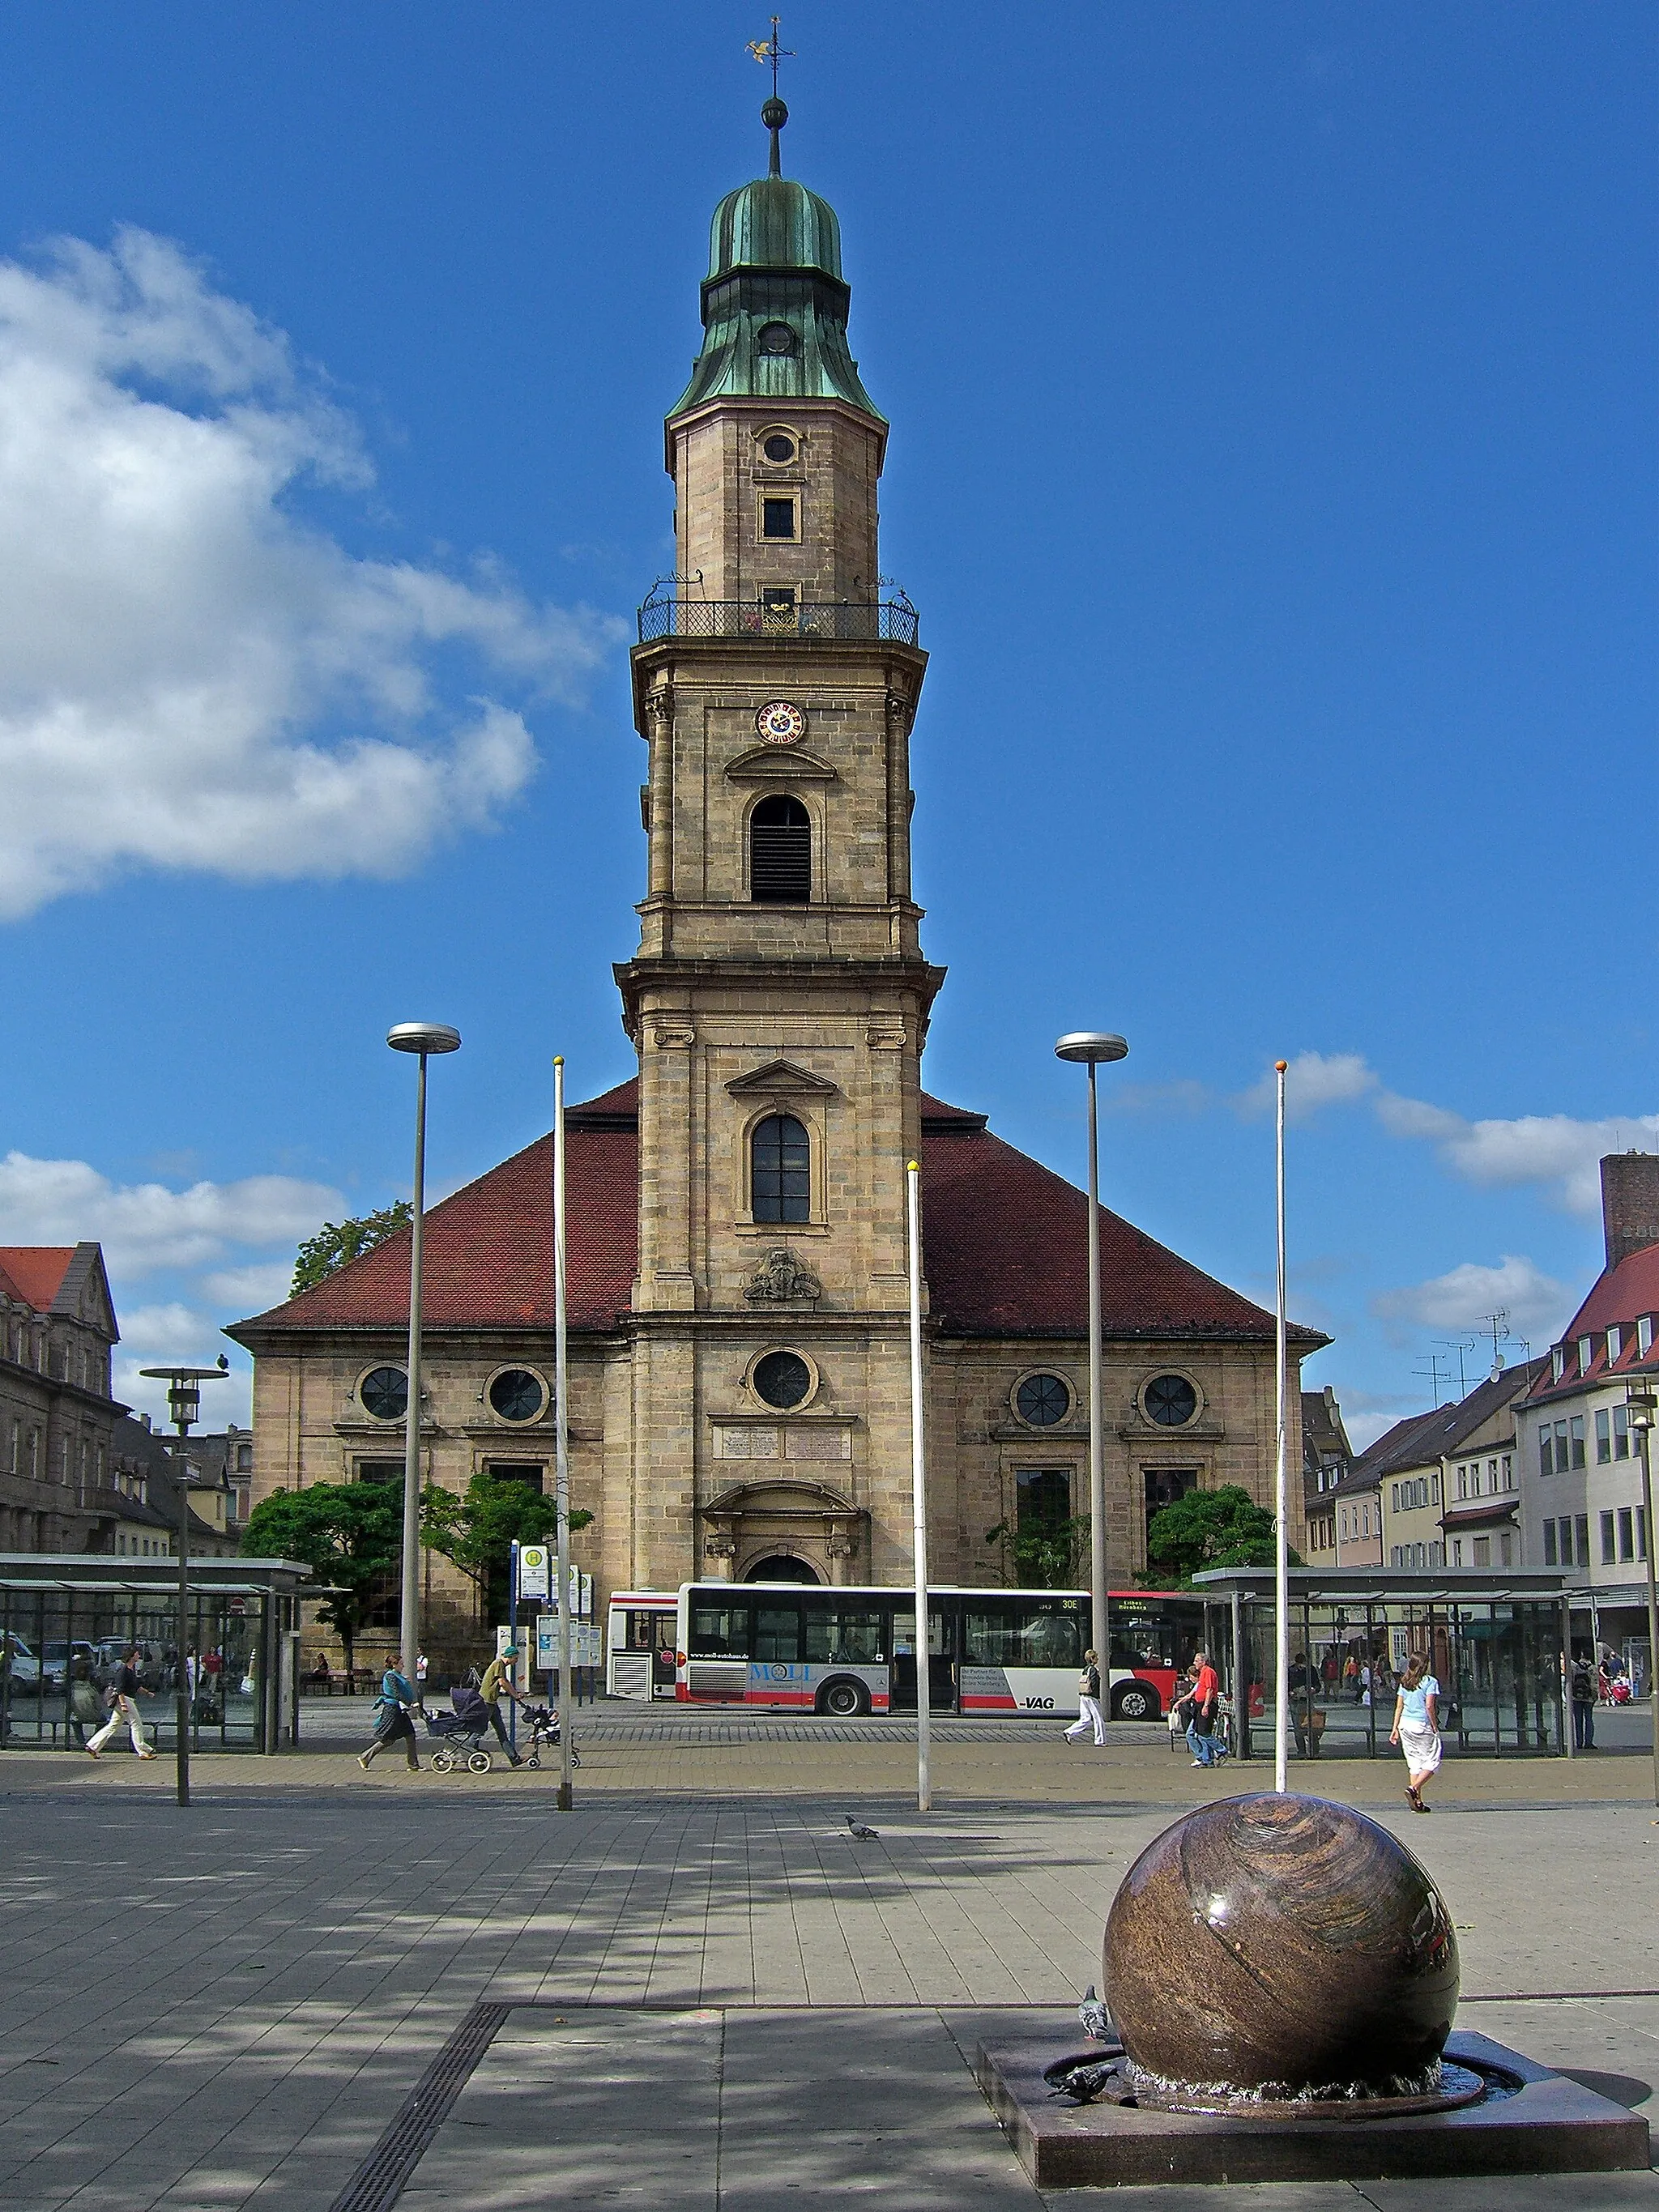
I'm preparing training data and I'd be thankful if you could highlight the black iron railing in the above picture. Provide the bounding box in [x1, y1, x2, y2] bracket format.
[636, 595, 919, 646]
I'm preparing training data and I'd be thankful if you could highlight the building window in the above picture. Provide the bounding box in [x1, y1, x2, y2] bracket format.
[760, 428, 798, 462]
[488, 1369, 548, 1424]
[1619, 1507, 1635, 1562]
[749, 795, 811, 902]
[1578, 1336, 1593, 1373]
[1498, 1533, 1512, 1566]
[485, 1460, 545, 1492]
[760, 493, 798, 541]
[751, 1114, 811, 1224]
[1569, 1417, 1586, 1469]
[757, 322, 797, 357]
[356, 1460, 403, 1485]
[751, 1349, 812, 1411]
[1608, 1324, 1623, 1363]
[359, 1366, 408, 1421]
[1552, 1347, 1565, 1383]
[1640, 1316, 1655, 1357]
[1143, 1374, 1199, 1429]
[1614, 1406, 1630, 1459]
[1601, 1510, 1617, 1564]
[1539, 1430, 1552, 1477]
[1596, 1409, 1611, 1464]
[1502, 1454, 1512, 1488]
[1640, 1505, 1649, 1561]
[1014, 1373, 1070, 1428]
[1452, 1539, 1463, 1566]
[1457, 1466, 1468, 1500]
[1016, 1467, 1072, 1541]
[1473, 1536, 1491, 1566]
[237, 1443, 253, 1473]
[1543, 1520, 1558, 1566]
[1575, 1512, 1589, 1563]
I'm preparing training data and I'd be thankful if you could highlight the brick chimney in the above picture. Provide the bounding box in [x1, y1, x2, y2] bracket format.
[1601, 1152, 1659, 1272]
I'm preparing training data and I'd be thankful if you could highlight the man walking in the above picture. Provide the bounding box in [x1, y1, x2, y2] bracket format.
[480, 1645, 525, 1767]
[1064, 1648, 1106, 1746]
[1571, 1655, 1597, 1750]
[86, 1647, 156, 1760]
[1186, 1647, 1226, 1767]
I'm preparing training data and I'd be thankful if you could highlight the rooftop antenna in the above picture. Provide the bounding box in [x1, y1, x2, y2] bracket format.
[748, 15, 794, 176]
[1484, 1309, 1512, 1380]
[1414, 1349, 1452, 1409]
[1433, 1334, 1479, 1402]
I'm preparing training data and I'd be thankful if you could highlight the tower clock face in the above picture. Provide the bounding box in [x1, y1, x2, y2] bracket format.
[756, 699, 807, 745]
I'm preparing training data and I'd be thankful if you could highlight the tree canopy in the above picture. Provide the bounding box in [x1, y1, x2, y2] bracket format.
[1143, 1485, 1295, 1587]
[420, 1469, 594, 1623]
[291, 1204, 412, 1297]
[241, 1481, 403, 1673]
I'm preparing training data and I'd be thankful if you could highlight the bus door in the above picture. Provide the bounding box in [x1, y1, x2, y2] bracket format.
[888, 1603, 953, 1712]
[649, 1609, 677, 1696]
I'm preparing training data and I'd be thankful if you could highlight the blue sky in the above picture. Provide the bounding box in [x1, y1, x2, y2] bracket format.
[0, 5, 1651, 1443]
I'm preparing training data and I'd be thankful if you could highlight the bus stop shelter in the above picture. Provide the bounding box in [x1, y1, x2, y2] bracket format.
[1192, 1565, 1572, 1759]
[0, 1554, 316, 1754]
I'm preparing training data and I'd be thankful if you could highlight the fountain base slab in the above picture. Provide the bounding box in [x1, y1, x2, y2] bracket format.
[973, 2030, 1650, 2189]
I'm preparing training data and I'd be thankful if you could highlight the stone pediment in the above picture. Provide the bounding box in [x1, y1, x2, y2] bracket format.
[724, 745, 838, 782]
[725, 1059, 839, 1098]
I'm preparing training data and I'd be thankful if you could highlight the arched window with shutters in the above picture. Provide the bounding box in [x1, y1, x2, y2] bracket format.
[752, 1113, 810, 1222]
[749, 795, 811, 902]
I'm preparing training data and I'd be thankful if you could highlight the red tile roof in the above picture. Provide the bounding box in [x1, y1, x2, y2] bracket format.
[1521, 1241, 1659, 1404]
[233, 1080, 1309, 1346]
[0, 1247, 76, 1312]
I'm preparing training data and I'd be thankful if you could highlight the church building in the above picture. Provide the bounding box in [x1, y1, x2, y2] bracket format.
[231, 103, 1322, 1663]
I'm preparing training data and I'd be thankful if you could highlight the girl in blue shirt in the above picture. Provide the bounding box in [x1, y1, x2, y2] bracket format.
[1388, 1654, 1440, 1813]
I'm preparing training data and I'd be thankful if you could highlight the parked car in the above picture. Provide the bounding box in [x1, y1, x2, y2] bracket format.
[41, 1640, 99, 1692]
[92, 1637, 165, 1690]
[2, 1634, 41, 1690]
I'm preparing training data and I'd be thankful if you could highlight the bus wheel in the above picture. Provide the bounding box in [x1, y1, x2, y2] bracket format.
[1112, 1683, 1158, 1722]
[818, 1678, 869, 1718]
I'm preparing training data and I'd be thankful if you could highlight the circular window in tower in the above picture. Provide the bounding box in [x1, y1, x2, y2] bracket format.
[1143, 1373, 1200, 1429]
[757, 322, 798, 357]
[360, 1366, 408, 1421]
[488, 1367, 548, 1423]
[751, 1349, 813, 1411]
[1014, 1372, 1071, 1428]
[761, 431, 797, 464]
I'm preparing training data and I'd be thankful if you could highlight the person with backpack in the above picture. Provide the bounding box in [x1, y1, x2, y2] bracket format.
[357, 1654, 421, 1772]
[85, 1647, 156, 1760]
[479, 1646, 526, 1766]
[1064, 1648, 1105, 1746]
[1571, 1656, 1597, 1750]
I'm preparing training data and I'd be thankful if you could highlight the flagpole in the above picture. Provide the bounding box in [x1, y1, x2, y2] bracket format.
[906, 1159, 931, 1813]
[1273, 1059, 1290, 1794]
[553, 1055, 574, 1811]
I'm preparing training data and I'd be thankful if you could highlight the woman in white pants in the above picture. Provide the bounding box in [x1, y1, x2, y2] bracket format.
[1388, 1652, 1441, 1812]
[86, 1649, 156, 1760]
[1065, 1649, 1105, 1745]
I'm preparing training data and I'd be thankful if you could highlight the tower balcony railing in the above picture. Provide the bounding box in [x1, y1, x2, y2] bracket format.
[637, 589, 919, 648]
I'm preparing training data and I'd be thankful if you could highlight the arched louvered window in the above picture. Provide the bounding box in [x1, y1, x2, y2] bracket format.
[752, 1114, 810, 1223]
[749, 795, 810, 902]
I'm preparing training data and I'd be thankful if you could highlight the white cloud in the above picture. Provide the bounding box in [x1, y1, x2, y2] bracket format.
[199, 1260, 296, 1311]
[1375, 1097, 1659, 1214]
[0, 1151, 341, 1276]
[1372, 1254, 1573, 1347]
[117, 1302, 211, 1354]
[0, 226, 623, 918]
[1237, 1051, 1379, 1123]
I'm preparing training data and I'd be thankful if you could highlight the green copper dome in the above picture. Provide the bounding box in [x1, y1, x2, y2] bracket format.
[670, 110, 883, 423]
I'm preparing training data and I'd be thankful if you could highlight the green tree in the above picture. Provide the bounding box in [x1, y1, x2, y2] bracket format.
[1142, 1485, 1297, 1588]
[983, 1514, 1090, 1591]
[291, 1204, 412, 1297]
[242, 1481, 404, 1684]
[420, 1470, 594, 1626]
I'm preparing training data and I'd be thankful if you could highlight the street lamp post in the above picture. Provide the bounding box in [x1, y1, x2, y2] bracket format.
[386, 1022, 462, 1694]
[1055, 1033, 1129, 1673]
[1625, 1384, 1659, 1809]
[139, 1357, 229, 1808]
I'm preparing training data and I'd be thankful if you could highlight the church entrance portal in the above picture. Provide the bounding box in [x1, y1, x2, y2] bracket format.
[744, 1554, 821, 1584]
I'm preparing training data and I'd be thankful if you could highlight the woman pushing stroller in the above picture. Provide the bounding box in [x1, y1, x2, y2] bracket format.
[357, 1654, 421, 1772]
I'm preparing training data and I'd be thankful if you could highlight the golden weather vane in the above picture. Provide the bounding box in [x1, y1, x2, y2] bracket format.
[748, 17, 794, 102]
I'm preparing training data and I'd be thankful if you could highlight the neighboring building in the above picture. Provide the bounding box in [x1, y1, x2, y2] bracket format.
[104, 1414, 236, 1558]
[0, 1244, 122, 1552]
[1367, 1364, 1541, 1572]
[228, 102, 1327, 1669]
[1300, 1386, 1353, 1561]
[1329, 1458, 1387, 1566]
[1516, 1153, 1659, 1680]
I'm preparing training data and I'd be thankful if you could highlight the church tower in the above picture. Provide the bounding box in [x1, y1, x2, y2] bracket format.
[615, 96, 941, 1584]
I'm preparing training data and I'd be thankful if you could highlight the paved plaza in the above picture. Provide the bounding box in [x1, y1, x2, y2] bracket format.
[2, 1714, 1657, 2210]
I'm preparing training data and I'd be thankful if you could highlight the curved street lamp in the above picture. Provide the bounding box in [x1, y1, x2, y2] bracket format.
[387, 1023, 461, 1694]
[1055, 1034, 1129, 1674]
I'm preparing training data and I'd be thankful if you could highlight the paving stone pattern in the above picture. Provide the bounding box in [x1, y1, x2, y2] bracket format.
[1, 1781, 1656, 2210]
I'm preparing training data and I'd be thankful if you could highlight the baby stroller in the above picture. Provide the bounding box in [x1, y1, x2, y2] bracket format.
[520, 1703, 580, 1770]
[422, 1685, 496, 1773]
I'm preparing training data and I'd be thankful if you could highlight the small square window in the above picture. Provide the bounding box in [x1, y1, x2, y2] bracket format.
[761, 495, 797, 541]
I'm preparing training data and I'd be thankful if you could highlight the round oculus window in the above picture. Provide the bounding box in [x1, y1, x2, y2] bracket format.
[1015, 1373, 1069, 1428]
[488, 1368, 546, 1423]
[752, 1350, 812, 1410]
[757, 322, 797, 356]
[1145, 1374, 1199, 1428]
[360, 1366, 408, 1420]
[761, 432, 796, 463]
[755, 698, 807, 745]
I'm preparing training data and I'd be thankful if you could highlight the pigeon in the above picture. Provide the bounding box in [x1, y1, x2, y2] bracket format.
[1050, 2059, 1120, 2105]
[1077, 1984, 1112, 2042]
[844, 1813, 879, 1839]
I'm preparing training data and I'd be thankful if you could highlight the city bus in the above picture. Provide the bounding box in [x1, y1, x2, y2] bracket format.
[668, 1582, 1207, 1719]
[605, 1590, 679, 1699]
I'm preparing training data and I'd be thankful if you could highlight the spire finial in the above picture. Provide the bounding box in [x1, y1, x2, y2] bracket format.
[748, 16, 793, 177]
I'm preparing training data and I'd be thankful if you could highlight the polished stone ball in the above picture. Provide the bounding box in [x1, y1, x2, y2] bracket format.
[1102, 1793, 1459, 2098]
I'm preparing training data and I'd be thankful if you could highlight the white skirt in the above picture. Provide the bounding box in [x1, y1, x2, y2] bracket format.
[1398, 1716, 1442, 1777]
